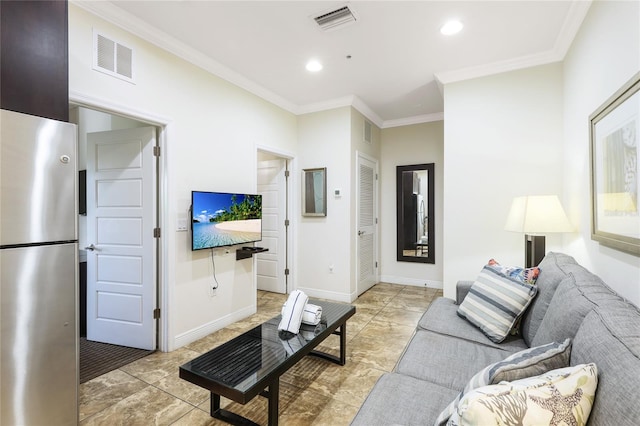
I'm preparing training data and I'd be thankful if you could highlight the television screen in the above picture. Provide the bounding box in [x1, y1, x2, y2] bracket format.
[191, 191, 262, 250]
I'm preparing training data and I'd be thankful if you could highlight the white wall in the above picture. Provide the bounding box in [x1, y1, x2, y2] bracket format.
[296, 107, 353, 301]
[380, 122, 444, 287]
[562, 0, 640, 305]
[295, 108, 382, 301]
[69, 5, 298, 350]
[442, 1, 640, 307]
[442, 64, 564, 299]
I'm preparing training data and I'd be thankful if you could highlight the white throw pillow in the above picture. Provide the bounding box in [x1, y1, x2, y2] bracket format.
[447, 363, 598, 426]
[434, 339, 571, 425]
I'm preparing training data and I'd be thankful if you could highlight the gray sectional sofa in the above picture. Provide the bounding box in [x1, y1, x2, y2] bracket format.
[352, 252, 640, 425]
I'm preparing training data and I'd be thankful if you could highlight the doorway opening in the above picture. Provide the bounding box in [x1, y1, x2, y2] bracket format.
[70, 105, 161, 382]
[256, 149, 292, 295]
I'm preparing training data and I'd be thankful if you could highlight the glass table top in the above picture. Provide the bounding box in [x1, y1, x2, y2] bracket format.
[180, 299, 355, 395]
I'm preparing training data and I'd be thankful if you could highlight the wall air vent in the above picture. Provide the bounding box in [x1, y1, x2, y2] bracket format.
[364, 120, 372, 144]
[313, 6, 357, 31]
[93, 30, 135, 84]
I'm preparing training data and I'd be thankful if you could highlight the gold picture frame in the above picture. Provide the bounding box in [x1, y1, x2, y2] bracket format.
[590, 71, 640, 256]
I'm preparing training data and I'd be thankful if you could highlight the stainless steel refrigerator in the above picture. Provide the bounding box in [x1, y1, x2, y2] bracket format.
[1, 109, 78, 425]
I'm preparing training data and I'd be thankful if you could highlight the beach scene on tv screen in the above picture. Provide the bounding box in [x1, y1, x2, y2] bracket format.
[192, 192, 262, 249]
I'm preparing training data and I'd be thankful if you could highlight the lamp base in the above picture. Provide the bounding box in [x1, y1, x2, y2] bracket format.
[525, 234, 545, 268]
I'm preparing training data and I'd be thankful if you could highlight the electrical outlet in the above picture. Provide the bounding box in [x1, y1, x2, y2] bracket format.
[211, 288, 217, 297]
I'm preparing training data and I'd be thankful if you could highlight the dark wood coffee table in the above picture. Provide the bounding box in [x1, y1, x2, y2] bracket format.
[179, 299, 355, 426]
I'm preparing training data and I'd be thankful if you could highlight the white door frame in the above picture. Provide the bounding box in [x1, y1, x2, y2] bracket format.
[70, 90, 172, 352]
[256, 145, 295, 294]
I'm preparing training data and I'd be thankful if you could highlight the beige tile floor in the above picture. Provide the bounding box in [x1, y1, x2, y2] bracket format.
[79, 283, 443, 426]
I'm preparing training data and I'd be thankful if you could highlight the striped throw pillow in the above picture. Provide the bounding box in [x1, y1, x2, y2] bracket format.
[434, 339, 571, 426]
[457, 265, 538, 343]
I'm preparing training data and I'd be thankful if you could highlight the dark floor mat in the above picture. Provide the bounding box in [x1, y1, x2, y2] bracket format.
[79, 337, 155, 384]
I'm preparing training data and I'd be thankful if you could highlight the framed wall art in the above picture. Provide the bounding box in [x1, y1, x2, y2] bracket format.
[590, 71, 640, 256]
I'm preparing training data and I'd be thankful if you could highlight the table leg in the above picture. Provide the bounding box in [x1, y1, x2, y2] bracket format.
[339, 322, 347, 365]
[210, 391, 260, 426]
[211, 393, 221, 416]
[268, 379, 279, 426]
[309, 322, 348, 366]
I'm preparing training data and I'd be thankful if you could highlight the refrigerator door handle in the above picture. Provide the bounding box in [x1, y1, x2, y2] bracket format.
[85, 244, 97, 251]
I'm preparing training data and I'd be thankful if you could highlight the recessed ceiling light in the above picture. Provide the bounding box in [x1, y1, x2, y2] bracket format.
[306, 59, 323, 72]
[440, 20, 463, 35]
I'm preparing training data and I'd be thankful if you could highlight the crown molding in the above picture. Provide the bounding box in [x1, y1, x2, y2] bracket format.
[73, 1, 391, 126]
[553, 0, 593, 57]
[296, 95, 385, 128]
[434, 50, 560, 85]
[296, 95, 355, 115]
[351, 96, 384, 128]
[382, 113, 444, 129]
[73, 0, 590, 129]
[435, 0, 592, 86]
[72, 0, 298, 115]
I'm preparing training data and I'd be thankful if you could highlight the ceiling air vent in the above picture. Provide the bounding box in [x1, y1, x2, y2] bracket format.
[93, 30, 135, 84]
[313, 6, 357, 31]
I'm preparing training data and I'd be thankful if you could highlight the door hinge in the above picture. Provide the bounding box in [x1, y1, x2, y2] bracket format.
[284, 219, 290, 227]
[153, 146, 160, 157]
[376, 218, 378, 224]
[375, 173, 378, 180]
[153, 308, 160, 319]
[284, 170, 290, 178]
[154, 228, 161, 238]
[375, 261, 378, 268]
[284, 268, 290, 276]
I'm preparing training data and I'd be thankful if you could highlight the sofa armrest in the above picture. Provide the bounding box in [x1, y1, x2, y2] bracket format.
[456, 280, 474, 305]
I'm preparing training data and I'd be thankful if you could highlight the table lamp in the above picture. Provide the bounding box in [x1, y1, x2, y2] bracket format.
[504, 195, 573, 267]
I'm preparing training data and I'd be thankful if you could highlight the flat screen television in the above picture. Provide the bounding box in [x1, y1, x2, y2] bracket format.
[191, 191, 262, 251]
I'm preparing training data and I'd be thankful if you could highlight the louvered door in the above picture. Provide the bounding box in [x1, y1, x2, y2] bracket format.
[357, 154, 378, 295]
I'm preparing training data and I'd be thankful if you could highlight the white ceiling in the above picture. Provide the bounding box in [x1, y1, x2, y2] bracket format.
[77, 1, 592, 128]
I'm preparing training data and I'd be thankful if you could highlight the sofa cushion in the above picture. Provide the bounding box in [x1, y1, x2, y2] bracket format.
[448, 363, 598, 426]
[457, 265, 538, 343]
[435, 338, 572, 425]
[350, 372, 458, 426]
[520, 252, 574, 346]
[455, 280, 474, 305]
[418, 298, 529, 353]
[531, 272, 623, 347]
[395, 330, 520, 391]
[570, 307, 640, 426]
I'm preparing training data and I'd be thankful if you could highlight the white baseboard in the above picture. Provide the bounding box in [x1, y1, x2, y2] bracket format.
[296, 286, 354, 303]
[379, 275, 443, 289]
[173, 304, 256, 349]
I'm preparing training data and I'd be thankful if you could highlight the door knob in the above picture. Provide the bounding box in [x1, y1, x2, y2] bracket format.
[85, 244, 96, 251]
[358, 230, 365, 236]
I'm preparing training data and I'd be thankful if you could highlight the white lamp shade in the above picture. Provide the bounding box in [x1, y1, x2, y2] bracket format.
[505, 195, 573, 233]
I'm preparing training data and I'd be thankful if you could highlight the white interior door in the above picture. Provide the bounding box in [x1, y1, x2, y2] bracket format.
[257, 158, 287, 293]
[86, 126, 156, 350]
[357, 154, 378, 296]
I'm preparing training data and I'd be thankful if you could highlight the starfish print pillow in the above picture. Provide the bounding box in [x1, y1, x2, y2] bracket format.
[447, 363, 598, 426]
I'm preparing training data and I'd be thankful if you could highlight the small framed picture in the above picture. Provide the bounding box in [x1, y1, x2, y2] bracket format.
[302, 167, 327, 217]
